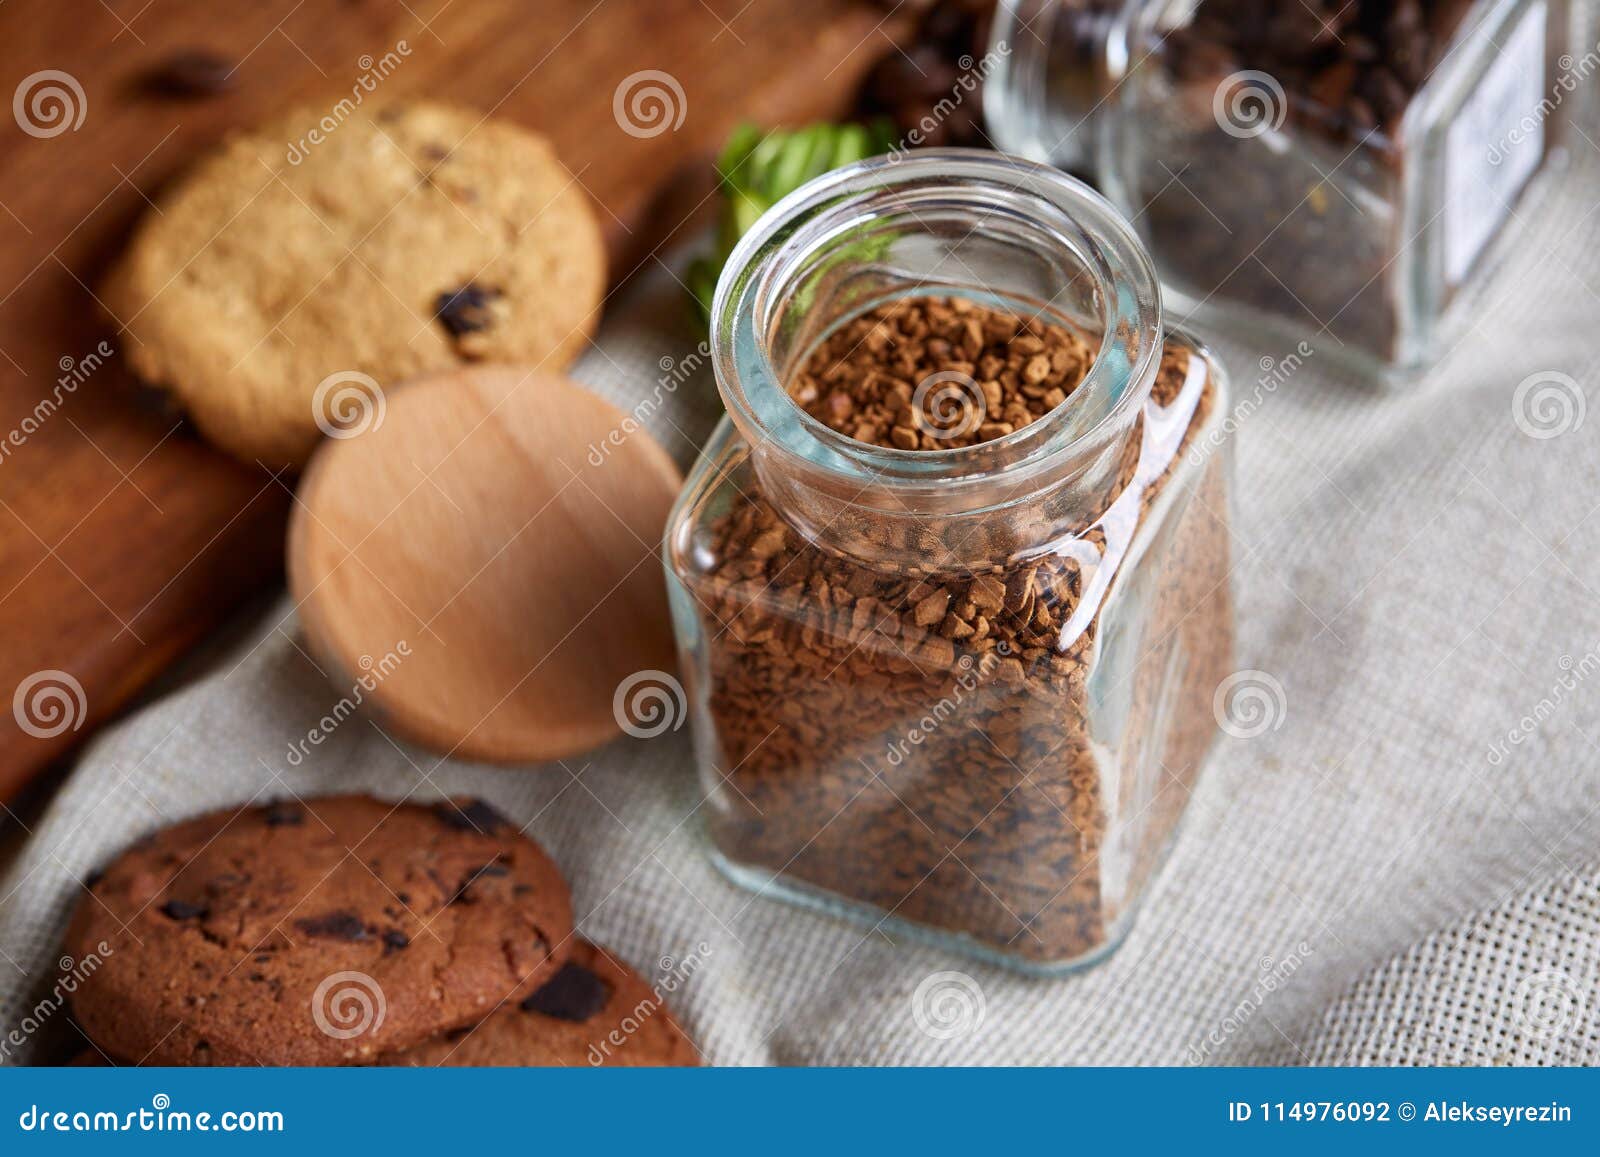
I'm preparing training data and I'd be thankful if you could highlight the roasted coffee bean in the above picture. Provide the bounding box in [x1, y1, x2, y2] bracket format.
[1167, 0, 1471, 139]
[1360, 67, 1412, 126]
[857, 0, 995, 150]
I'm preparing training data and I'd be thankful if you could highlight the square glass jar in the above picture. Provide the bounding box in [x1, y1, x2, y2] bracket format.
[663, 151, 1236, 974]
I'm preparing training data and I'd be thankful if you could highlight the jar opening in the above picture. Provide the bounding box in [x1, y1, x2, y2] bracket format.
[711, 149, 1163, 512]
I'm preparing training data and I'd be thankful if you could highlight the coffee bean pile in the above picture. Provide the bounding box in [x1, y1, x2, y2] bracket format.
[858, 0, 996, 149]
[1167, 0, 1473, 140]
[1145, 0, 1483, 360]
[686, 300, 1234, 964]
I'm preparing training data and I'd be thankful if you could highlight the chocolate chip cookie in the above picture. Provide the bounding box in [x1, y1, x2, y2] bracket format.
[65, 795, 572, 1066]
[379, 939, 699, 1067]
[104, 100, 605, 467]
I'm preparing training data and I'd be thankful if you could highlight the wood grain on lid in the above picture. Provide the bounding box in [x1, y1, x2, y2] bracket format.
[289, 366, 682, 763]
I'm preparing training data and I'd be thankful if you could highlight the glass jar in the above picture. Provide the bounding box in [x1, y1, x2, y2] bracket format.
[663, 150, 1236, 974]
[985, 0, 1578, 378]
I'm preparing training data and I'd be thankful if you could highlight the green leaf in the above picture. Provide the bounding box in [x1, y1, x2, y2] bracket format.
[688, 119, 900, 325]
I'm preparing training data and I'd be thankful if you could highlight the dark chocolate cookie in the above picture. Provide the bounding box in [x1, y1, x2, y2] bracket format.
[65, 795, 572, 1066]
[378, 939, 699, 1067]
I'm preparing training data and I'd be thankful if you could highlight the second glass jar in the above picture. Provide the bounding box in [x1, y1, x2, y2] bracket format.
[985, 0, 1577, 378]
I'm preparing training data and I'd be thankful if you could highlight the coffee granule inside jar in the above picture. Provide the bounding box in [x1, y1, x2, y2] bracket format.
[789, 296, 1096, 450]
[692, 296, 1232, 964]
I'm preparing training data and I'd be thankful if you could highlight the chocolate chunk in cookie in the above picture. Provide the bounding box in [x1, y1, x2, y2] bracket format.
[263, 801, 304, 827]
[159, 899, 208, 921]
[380, 940, 698, 1067]
[432, 797, 511, 835]
[520, 960, 611, 1022]
[433, 283, 503, 340]
[293, 911, 372, 941]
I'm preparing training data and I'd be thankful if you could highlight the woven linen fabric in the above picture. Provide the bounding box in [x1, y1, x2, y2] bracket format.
[1291, 865, 1600, 1066]
[4, 140, 1600, 1065]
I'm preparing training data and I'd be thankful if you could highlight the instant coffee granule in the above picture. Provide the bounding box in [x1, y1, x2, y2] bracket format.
[788, 295, 1095, 449]
[692, 295, 1233, 964]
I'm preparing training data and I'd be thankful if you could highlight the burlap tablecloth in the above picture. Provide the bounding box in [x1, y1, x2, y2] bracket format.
[3, 132, 1599, 1065]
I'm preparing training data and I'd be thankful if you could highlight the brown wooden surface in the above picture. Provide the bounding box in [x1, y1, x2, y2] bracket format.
[0, 0, 907, 799]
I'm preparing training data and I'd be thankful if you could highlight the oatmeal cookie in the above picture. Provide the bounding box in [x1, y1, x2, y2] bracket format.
[104, 100, 604, 466]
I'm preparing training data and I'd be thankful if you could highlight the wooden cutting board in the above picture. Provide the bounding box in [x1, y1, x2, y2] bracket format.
[0, 0, 909, 799]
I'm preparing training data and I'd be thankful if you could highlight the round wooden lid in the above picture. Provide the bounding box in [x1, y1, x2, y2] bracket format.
[288, 365, 683, 763]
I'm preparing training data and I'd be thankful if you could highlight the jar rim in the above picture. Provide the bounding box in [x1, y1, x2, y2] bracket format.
[709, 148, 1164, 502]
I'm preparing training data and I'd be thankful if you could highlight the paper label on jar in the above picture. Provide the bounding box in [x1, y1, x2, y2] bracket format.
[1445, 2, 1548, 286]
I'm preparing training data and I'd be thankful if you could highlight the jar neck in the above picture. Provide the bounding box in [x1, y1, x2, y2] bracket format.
[710, 149, 1163, 570]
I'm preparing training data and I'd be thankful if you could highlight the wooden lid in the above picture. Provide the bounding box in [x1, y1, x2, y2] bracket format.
[288, 365, 683, 763]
